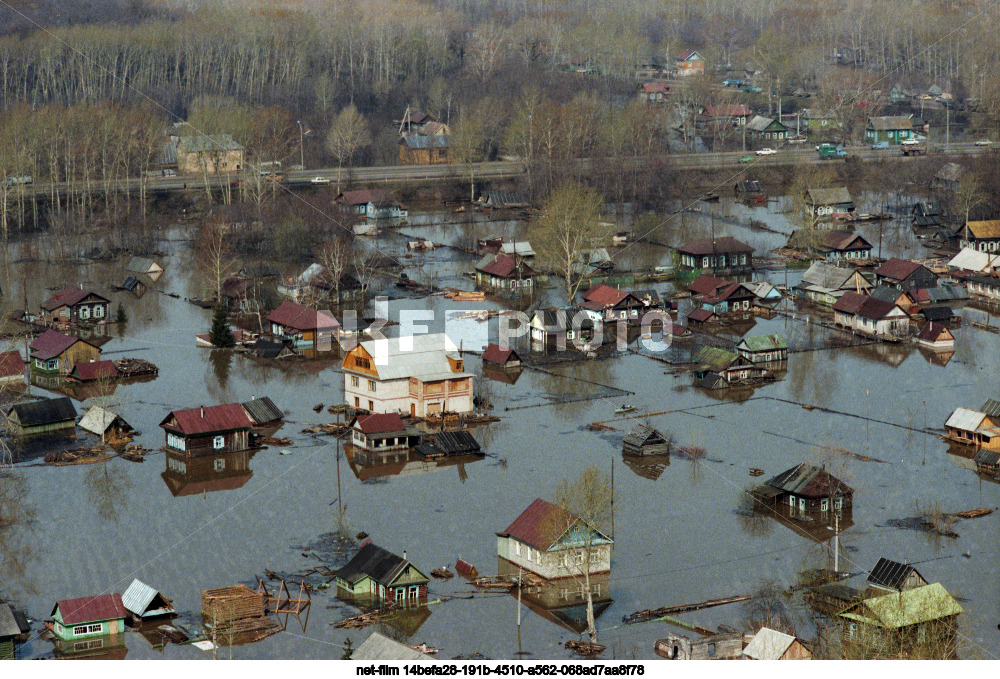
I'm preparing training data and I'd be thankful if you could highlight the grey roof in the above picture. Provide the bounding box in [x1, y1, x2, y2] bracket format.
[746, 115, 783, 132]
[414, 430, 481, 457]
[805, 187, 853, 206]
[921, 306, 952, 322]
[178, 134, 243, 153]
[401, 134, 451, 149]
[800, 262, 867, 291]
[159, 141, 177, 166]
[352, 631, 436, 661]
[79, 406, 129, 436]
[743, 628, 797, 660]
[946, 407, 992, 432]
[334, 543, 421, 586]
[867, 558, 921, 591]
[622, 424, 668, 448]
[868, 116, 913, 131]
[499, 241, 536, 257]
[8, 397, 76, 427]
[925, 286, 967, 303]
[764, 463, 852, 498]
[981, 398, 1000, 418]
[935, 162, 963, 182]
[974, 449, 1000, 466]
[0, 603, 20, 638]
[485, 191, 529, 208]
[870, 285, 904, 304]
[736, 180, 763, 193]
[249, 339, 292, 359]
[126, 257, 161, 274]
[352, 334, 469, 382]
[121, 276, 143, 291]
[121, 578, 175, 617]
[241, 396, 284, 425]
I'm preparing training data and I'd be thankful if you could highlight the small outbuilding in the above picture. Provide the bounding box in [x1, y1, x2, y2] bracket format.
[78, 406, 134, 443]
[622, 424, 672, 456]
[916, 322, 955, 351]
[743, 627, 812, 660]
[481, 343, 521, 369]
[413, 430, 482, 459]
[121, 579, 176, 623]
[352, 631, 436, 661]
[7, 397, 77, 436]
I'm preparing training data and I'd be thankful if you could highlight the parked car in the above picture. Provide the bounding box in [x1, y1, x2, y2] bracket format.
[871, 141, 889, 149]
[739, 155, 753, 164]
[755, 148, 777, 156]
[974, 139, 993, 147]
[722, 79, 743, 87]
[310, 176, 331, 184]
[787, 135, 807, 144]
[901, 138, 921, 146]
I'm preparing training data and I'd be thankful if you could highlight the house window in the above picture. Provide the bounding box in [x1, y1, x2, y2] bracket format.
[835, 497, 843, 510]
[849, 623, 857, 639]
[788, 495, 796, 507]
[213, 436, 225, 450]
[708, 642, 716, 657]
[354, 357, 370, 369]
[94, 305, 104, 318]
[409, 585, 419, 598]
[526, 548, 531, 562]
[87, 623, 102, 634]
[799, 498, 806, 511]
[821, 499, 829, 512]
[47, 359, 58, 371]
[354, 397, 360, 407]
[79, 306, 90, 320]
[515, 542, 521, 556]
[395, 588, 405, 602]
[368, 400, 374, 411]
[73, 625, 88, 636]
[368, 379, 376, 392]
[214, 458, 226, 472]
[167, 433, 185, 451]
[351, 376, 359, 387]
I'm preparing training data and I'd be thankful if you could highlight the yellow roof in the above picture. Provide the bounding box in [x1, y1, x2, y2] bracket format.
[966, 220, 1000, 239]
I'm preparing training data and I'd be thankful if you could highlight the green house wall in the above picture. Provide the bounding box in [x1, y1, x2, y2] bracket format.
[52, 608, 125, 641]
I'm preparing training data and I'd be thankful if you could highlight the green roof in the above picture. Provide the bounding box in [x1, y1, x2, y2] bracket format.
[739, 334, 788, 352]
[178, 134, 243, 153]
[839, 583, 963, 629]
[693, 346, 738, 372]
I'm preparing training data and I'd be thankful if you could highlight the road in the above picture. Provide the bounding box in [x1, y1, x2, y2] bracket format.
[9, 142, 991, 198]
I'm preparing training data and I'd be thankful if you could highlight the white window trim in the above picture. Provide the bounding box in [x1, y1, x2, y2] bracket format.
[213, 435, 225, 450]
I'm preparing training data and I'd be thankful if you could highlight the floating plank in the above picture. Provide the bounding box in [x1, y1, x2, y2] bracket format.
[623, 595, 751, 625]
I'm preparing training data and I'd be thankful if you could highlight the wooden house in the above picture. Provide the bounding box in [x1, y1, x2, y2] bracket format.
[496, 498, 613, 580]
[529, 308, 594, 351]
[0, 602, 27, 660]
[805, 188, 855, 221]
[125, 257, 164, 281]
[755, 463, 853, 513]
[743, 628, 812, 660]
[817, 231, 872, 261]
[159, 403, 254, 456]
[0, 350, 24, 384]
[367, 198, 408, 221]
[69, 360, 118, 382]
[333, 542, 430, 603]
[973, 449, 1000, 476]
[78, 406, 134, 443]
[838, 583, 962, 659]
[866, 558, 928, 594]
[735, 180, 766, 202]
[699, 104, 752, 129]
[736, 334, 788, 363]
[916, 322, 955, 351]
[50, 594, 127, 642]
[121, 579, 176, 623]
[176, 134, 244, 174]
[865, 116, 914, 145]
[676, 237, 754, 275]
[656, 627, 745, 660]
[958, 220, 1000, 253]
[746, 281, 782, 303]
[675, 49, 705, 76]
[965, 274, 1000, 301]
[795, 262, 871, 306]
[875, 258, 938, 292]
[161, 449, 254, 497]
[696, 281, 756, 316]
[267, 300, 340, 352]
[475, 254, 536, 295]
[399, 135, 450, 164]
[28, 330, 101, 375]
[40, 287, 110, 325]
[745, 115, 789, 141]
[848, 296, 910, 339]
[335, 189, 388, 215]
[947, 247, 1000, 275]
[580, 284, 644, 323]
[6, 397, 76, 436]
[638, 82, 671, 103]
[481, 343, 521, 369]
[120, 276, 147, 298]
[943, 407, 1000, 449]
[622, 424, 671, 456]
[342, 333, 473, 416]
[349, 413, 420, 452]
[240, 396, 284, 429]
[800, 108, 841, 132]
[692, 346, 768, 386]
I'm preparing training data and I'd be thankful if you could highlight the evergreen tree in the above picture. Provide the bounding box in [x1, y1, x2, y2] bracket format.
[340, 637, 353, 660]
[115, 302, 128, 324]
[209, 305, 235, 348]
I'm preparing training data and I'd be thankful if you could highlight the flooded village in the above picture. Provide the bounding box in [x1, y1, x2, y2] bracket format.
[2, 0, 1000, 665]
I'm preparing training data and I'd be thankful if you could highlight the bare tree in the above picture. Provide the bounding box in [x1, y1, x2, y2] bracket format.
[317, 237, 352, 307]
[198, 221, 237, 301]
[326, 105, 371, 191]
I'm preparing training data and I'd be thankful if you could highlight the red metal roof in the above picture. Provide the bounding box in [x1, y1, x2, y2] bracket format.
[825, 231, 871, 251]
[910, 288, 931, 303]
[478, 254, 535, 279]
[267, 300, 339, 331]
[354, 413, 406, 435]
[832, 291, 868, 314]
[72, 360, 118, 382]
[688, 274, 732, 296]
[159, 403, 253, 436]
[918, 322, 951, 342]
[677, 49, 698, 61]
[41, 286, 107, 312]
[875, 257, 922, 281]
[29, 329, 92, 360]
[582, 284, 630, 308]
[0, 350, 23, 378]
[676, 237, 753, 256]
[857, 297, 896, 320]
[687, 308, 715, 322]
[336, 189, 389, 206]
[54, 594, 126, 625]
[640, 82, 671, 94]
[704, 282, 754, 304]
[503, 498, 578, 551]
[481, 343, 517, 365]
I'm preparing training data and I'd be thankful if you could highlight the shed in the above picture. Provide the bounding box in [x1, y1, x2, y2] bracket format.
[413, 430, 482, 459]
[125, 256, 164, 278]
[973, 449, 1000, 475]
[455, 558, 478, 579]
[248, 339, 294, 360]
[743, 627, 811, 659]
[352, 631, 436, 661]
[0, 350, 24, 384]
[481, 343, 521, 368]
[122, 579, 176, 621]
[120, 276, 147, 297]
[70, 360, 119, 382]
[622, 424, 671, 456]
[0, 603, 24, 659]
[241, 396, 284, 427]
[78, 406, 134, 443]
[866, 558, 927, 593]
[7, 397, 77, 436]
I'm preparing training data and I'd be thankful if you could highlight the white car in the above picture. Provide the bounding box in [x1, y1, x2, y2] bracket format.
[975, 139, 992, 147]
[310, 176, 331, 184]
[755, 148, 777, 156]
[900, 139, 921, 146]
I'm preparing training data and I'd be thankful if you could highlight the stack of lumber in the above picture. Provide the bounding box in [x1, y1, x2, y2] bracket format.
[114, 358, 159, 377]
[444, 291, 486, 301]
[565, 640, 605, 656]
[202, 585, 278, 638]
[44, 446, 112, 466]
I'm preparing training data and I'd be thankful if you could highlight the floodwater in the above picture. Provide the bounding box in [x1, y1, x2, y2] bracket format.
[2, 195, 998, 661]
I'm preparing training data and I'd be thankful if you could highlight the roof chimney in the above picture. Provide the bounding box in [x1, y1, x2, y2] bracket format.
[403, 550, 407, 561]
[200, 406, 204, 418]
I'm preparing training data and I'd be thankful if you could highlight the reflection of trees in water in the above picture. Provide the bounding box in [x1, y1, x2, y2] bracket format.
[83, 459, 133, 524]
[735, 491, 773, 539]
[207, 349, 235, 402]
[0, 470, 40, 596]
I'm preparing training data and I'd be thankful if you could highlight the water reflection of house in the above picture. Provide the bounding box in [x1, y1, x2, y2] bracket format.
[345, 444, 483, 482]
[497, 557, 613, 634]
[621, 453, 670, 480]
[52, 632, 128, 660]
[161, 449, 255, 497]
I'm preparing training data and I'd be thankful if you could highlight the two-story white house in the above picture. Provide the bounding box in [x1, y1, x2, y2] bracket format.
[341, 333, 473, 416]
[496, 498, 613, 580]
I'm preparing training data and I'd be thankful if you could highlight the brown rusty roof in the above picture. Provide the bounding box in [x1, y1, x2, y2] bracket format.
[267, 300, 339, 331]
[159, 403, 253, 436]
[71, 360, 119, 382]
[354, 413, 406, 435]
[875, 257, 923, 281]
[676, 237, 753, 256]
[502, 498, 578, 551]
[581, 284, 630, 308]
[29, 329, 95, 360]
[0, 350, 23, 378]
[41, 286, 108, 311]
[53, 594, 126, 625]
[481, 343, 517, 365]
[765, 463, 852, 498]
[832, 291, 869, 314]
[477, 254, 535, 279]
[917, 321, 952, 342]
[688, 274, 732, 296]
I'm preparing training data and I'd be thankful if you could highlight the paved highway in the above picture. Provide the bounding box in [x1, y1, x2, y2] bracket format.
[10, 142, 990, 198]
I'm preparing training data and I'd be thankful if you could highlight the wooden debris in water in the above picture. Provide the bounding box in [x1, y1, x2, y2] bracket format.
[300, 423, 349, 436]
[589, 422, 615, 432]
[623, 595, 751, 625]
[119, 445, 149, 462]
[202, 584, 279, 641]
[749, 468, 764, 477]
[952, 508, 993, 520]
[431, 567, 454, 579]
[565, 640, 605, 656]
[113, 357, 159, 378]
[332, 610, 384, 629]
[444, 291, 486, 302]
[44, 446, 112, 466]
[409, 643, 439, 654]
[313, 404, 324, 413]
[260, 436, 292, 447]
[471, 576, 514, 591]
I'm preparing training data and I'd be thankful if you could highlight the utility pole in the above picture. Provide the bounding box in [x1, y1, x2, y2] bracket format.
[946, 105, 950, 150]
[833, 512, 840, 574]
[297, 120, 305, 170]
[517, 566, 523, 656]
[610, 457, 615, 541]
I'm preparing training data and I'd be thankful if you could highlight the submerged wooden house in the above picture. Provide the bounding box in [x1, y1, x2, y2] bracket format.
[333, 542, 430, 603]
[349, 413, 420, 452]
[6, 397, 77, 436]
[943, 407, 1000, 449]
[78, 406, 134, 443]
[743, 627, 812, 660]
[622, 424, 671, 456]
[50, 594, 127, 642]
[656, 627, 745, 660]
[28, 330, 101, 375]
[866, 558, 928, 595]
[159, 403, 254, 456]
[755, 463, 853, 513]
[121, 579, 176, 624]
